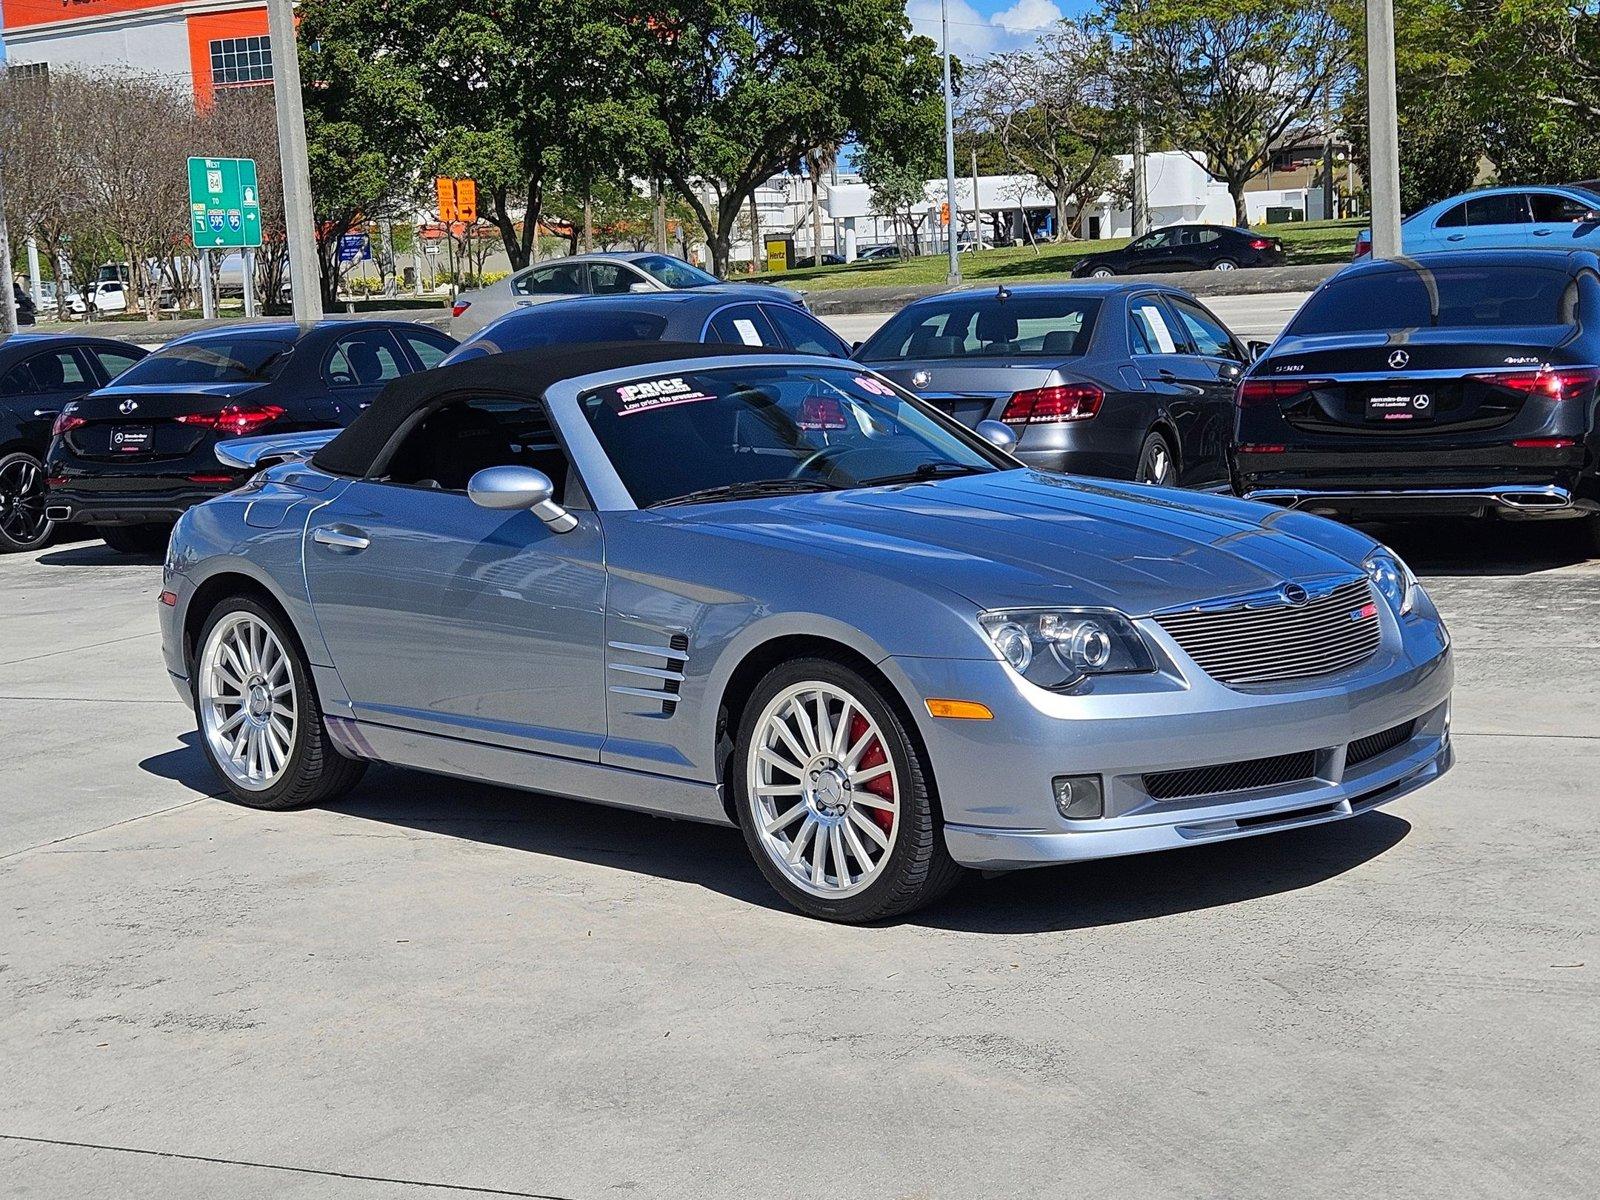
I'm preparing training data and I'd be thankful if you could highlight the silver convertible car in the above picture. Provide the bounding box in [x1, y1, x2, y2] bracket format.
[158, 342, 1454, 922]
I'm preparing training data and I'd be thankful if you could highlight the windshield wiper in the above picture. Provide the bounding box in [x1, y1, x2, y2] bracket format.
[652, 478, 845, 508]
[859, 461, 989, 487]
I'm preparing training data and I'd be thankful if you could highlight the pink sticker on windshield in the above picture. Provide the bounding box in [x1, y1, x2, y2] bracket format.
[854, 375, 896, 397]
[613, 376, 714, 415]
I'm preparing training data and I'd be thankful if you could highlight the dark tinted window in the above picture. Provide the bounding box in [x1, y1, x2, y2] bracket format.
[512, 263, 586, 296]
[1529, 192, 1598, 222]
[110, 334, 295, 385]
[1435, 202, 1468, 229]
[381, 395, 571, 497]
[706, 304, 778, 347]
[588, 262, 648, 295]
[397, 328, 454, 369]
[860, 295, 1102, 360]
[1463, 193, 1530, 225]
[1288, 266, 1577, 334]
[1127, 230, 1173, 252]
[323, 329, 408, 388]
[1168, 296, 1240, 360]
[763, 302, 850, 357]
[632, 255, 719, 288]
[445, 308, 671, 363]
[91, 348, 145, 379]
[2, 348, 90, 394]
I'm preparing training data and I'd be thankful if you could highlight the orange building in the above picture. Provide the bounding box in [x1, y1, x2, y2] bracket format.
[1, 0, 271, 107]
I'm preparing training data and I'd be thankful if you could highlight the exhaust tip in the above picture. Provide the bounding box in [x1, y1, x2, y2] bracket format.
[1497, 490, 1572, 511]
[45, 505, 72, 522]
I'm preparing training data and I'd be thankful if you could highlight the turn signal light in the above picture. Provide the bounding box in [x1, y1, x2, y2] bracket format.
[52, 412, 87, 437]
[175, 405, 286, 436]
[925, 698, 994, 720]
[1472, 367, 1600, 401]
[1236, 378, 1332, 406]
[1000, 383, 1102, 424]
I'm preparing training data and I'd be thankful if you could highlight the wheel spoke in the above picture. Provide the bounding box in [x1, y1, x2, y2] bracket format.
[842, 821, 875, 871]
[849, 762, 891, 788]
[217, 709, 247, 734]
[843, 725, 874, 769]
[850, 790, 895, 813]
[830, 701, 853, 757]
[769, 718, 809, 770]
[763, 800, 808, 835]
[786, 698, 819, 756]
[812, 692, 834, 759]
[810, 819, 828, 885]
[829, 827, 850, 888]
[786, 816, 817, 865]
[848, 806, 890, 850]
[757, 745, 803, 778]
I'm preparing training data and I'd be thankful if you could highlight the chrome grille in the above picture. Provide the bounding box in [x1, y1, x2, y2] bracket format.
[1153, 578, 1381, 686]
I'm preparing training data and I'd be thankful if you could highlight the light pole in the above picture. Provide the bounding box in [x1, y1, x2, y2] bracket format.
[266, 0, 323, 321]
[1366, 0, 1402, 257]
[941, 0, 960, 284]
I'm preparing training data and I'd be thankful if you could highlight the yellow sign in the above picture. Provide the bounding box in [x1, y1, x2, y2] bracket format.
[765, 237, 790, 272]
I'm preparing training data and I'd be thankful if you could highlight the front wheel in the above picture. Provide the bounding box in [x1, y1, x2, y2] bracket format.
[1211, 258, 1237, 272]
[1135, 431, 1177, 486]
[194, 596, 365, 809]
[0, 451, 54, 553]
[732, 657, 962, 922]
[1089, 266, 1115, 279]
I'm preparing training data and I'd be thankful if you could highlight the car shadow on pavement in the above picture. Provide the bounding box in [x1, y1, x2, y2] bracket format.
[35, 542, 157, 566]
[140, 740, 1411, 929]
[1357, 518, 1588, 577]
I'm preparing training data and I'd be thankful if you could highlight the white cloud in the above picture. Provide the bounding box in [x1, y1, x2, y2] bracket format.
[906, 0, 1066, 59]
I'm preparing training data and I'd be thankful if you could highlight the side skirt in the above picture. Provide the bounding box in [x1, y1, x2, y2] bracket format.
[325, 717, 732, 827]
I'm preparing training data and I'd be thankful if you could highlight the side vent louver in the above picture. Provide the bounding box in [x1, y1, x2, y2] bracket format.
[608, 634, 690, 716]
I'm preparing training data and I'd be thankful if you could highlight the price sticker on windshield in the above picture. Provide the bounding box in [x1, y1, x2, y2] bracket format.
[612, 375, 715, 416]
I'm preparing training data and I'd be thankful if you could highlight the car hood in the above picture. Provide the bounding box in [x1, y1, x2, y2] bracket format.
[664, 470, 1378, 615]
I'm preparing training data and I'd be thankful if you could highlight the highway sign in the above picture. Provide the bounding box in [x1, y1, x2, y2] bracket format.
[189, 157, 262, 249]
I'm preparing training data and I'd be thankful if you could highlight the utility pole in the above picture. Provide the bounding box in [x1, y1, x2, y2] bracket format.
[1131, 119, 1150, 238]
[1366, 0, 1402, 257]
[266, 0, 323, 321]
[940, 0, 960, 283]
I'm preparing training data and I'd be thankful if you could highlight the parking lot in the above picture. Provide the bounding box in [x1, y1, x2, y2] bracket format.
[1, 513, 1595, 1198]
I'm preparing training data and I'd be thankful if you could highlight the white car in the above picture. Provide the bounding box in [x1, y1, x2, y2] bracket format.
[67, 280, 129, 317]
[448, 252, 805, 338]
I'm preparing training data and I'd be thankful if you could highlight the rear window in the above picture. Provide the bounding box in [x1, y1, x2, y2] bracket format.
[1288, 266, 1578, 334]
[445, 308, 670, 363]
[859, 295, 1103, 360]
[116, 334, 296, 385]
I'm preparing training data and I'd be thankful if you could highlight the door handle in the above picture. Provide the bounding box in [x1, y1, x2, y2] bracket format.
[312, 524, 370, 552]
[1532, 228, 1553, 236]
[32, 409, 60, 419]
[1157, 368, 1179, 381]
[1446, 233, 1467, 242]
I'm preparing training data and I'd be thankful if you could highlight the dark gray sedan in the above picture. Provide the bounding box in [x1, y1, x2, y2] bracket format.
[855, 283, 1249, 489]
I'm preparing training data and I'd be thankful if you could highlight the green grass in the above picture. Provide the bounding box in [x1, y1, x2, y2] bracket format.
[755, 219, 1364, 292]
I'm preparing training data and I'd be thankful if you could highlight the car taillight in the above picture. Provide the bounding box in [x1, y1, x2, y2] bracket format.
[52, 412, 87, 438]
[1000, 383, 1102, 424]
[1512, 437, 1577, 449]
[1249, 238, 1271, 250]
[1353, 233, 1371, 259]
[452, 299, 472, 318]
[1236, 378, 1332, 406]
[175, 405, 286, 436]
[1471, 367, 1600, 401]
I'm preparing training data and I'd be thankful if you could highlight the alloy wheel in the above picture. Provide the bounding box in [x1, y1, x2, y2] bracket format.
[746, 681, 900, 898]
[1213, 259, 1237, 271]
[1140, 441, 1174, 485]
[198, 612, 298, 791]
[0, 454, 52, 549]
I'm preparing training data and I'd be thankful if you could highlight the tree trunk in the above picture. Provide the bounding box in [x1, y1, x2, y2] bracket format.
[811, 174, 824, 266]
[1053, 191, 1071, 242]
[582, 192, 594, 253]
[1232, 181, 1249, 227]
[747, 191, 761, 274]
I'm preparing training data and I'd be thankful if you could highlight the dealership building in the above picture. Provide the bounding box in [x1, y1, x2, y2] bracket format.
[0, 0, 272, 106]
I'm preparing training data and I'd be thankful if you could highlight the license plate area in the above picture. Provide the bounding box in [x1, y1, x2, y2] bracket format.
[111, 424, 154, 452]
[1364, 391, 1434, 423]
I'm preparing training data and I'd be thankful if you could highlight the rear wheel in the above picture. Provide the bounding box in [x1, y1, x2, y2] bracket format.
[0, 451, 54, 553]
[732, 657, 962, 922]
[100, 523, 171, 556]
[194, 596, 365, 810]
[1089, 266, 1115, 279]
[1135, 431, 1177, 486]
[1212, 258, 1237, 271]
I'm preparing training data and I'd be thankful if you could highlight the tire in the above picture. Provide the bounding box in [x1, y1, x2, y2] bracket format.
[192, 595, 365, 810]
[731, 656, 963, 922]
[0, 451, 55, 553]
[1577, 512, 1600, 559]
[1135, 431, 1177, 487]
[1089, 266, 1115, 279]
[1211, 258, 1238, 271]
[100, 523, 172, 556]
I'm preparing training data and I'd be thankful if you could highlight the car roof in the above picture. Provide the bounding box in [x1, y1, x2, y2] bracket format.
[162, 319, 434, 347]
[904, 281, 1163, 303]
[0, 332, 140, 353]
[312, 341, 781, 478]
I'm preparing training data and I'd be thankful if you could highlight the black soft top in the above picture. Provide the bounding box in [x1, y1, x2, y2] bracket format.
[312, 340, 775, 478]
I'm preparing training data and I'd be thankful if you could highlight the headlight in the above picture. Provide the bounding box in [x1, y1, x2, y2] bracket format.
[979, 608, 1155, 689]
[1363, 546, 1419, 616]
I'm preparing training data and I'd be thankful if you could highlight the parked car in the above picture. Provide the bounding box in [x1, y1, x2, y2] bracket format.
[67, 280, 129, 317]
[1235, 249, 1600, 553]
[45, 320, 455, 554]
[1352, 185, 1600, 259]
[854, 245, 904, 262]
[854, 283, 1246, 488]
[790, 253, 845, 268]
[1072, 225, 1285, 277]
[0, 334, 148, 552]
[160, 341, 1453, 922]
[449, 252, 807, 338]
[445, 292, 851, 364]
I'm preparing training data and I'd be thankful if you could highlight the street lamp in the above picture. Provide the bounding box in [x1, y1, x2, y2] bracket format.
[941, 0, 960, 285]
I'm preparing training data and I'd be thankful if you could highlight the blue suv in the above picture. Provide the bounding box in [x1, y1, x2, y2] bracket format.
[1355, 185, 1600, 258]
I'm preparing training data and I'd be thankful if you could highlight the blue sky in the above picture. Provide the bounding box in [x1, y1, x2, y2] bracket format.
[906, 0, 1089, 57]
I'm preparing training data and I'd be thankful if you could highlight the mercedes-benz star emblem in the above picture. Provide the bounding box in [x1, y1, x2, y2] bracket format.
[1388, 349, 1410, 369]
[118, 398, 139, 415]
[911, 370, 931, 390]
[1280, 583, 1310, 607]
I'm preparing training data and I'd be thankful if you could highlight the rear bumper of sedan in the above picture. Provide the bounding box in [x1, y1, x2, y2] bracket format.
[45, 477, 240, 526]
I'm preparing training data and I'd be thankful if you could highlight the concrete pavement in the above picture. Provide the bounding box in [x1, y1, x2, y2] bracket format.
[1, 518, 1596, 1198]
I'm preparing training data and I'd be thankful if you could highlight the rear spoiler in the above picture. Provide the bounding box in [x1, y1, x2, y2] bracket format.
[215, 429, 339, 471]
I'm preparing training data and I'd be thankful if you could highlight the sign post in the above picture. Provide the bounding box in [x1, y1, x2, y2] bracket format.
[188, 156, 262, 317]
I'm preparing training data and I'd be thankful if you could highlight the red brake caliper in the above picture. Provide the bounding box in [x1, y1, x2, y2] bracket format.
[847, 713, 894, 832]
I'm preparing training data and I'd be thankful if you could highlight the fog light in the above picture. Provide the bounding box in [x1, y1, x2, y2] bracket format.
[1053, 774, 1104, 820]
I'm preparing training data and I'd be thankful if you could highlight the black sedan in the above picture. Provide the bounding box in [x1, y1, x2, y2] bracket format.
[1071, 225, 1285, 278]
[1235, 250, 1600, 553]
[854, 283, 1247, 488]
[1, 334, 147, 552]
[45, 320, 455, 554]
[443, 291, 851, 363]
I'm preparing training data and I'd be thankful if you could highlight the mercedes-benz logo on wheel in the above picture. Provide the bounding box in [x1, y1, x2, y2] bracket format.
[1388, 350, 1410, 369]
[1280, 583, 1310, 606]
[911, 369, 931, 390]
[118, 398, 139, 415]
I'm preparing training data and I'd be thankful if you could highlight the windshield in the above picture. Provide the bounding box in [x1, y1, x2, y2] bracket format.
[579, 364, 1004, 507]
[858, 295, 1102, 360]
[1289, 266, 1578, 334]
[115, 334, 295, 385]
[633, 255, 720, 288]
[446, 308, 669, 363]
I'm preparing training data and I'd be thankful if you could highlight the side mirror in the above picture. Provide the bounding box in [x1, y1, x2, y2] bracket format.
[975, 419, 1018, 452]
[467, 465, 578, 533]
[1246, 339, 1271, 361]
[627, 281, 654, 294]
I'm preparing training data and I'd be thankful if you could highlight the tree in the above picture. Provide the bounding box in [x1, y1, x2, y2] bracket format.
[969, 18, 1128, 240]
[620, 2, 945, 276]
[1116, 0, 1354, 225]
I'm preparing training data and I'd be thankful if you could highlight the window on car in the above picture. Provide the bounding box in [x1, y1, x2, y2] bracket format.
[324, 330, 407, 389]
[396, 329, 454, 370]
[1528, 192, 1598, 223]
[380, 395, 574, 499]
[1128, 230, 1172, 252]
[706, 304, 778, 347]
[1167, 296, 1240, 360]
[444, 308, 671, 362]
[110, 334, 295, 386]
[512, 263, 586, 296]
[1288, 265, 1578, 334]
[91, 348, 145, 379]
[1462, 193, 1531, 226]
[589, 262, 648, 295]
[1129, 298, 1182, 354]
[1434, 202, 1468, 229]
[577, 364, 1001, 508]
[762, 302, 851, 357]
[632, 255, 720, 288]
[858, 295, 1103, 360]
[2, 349, 89, 395]
[1197, 229, 1221, 244]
